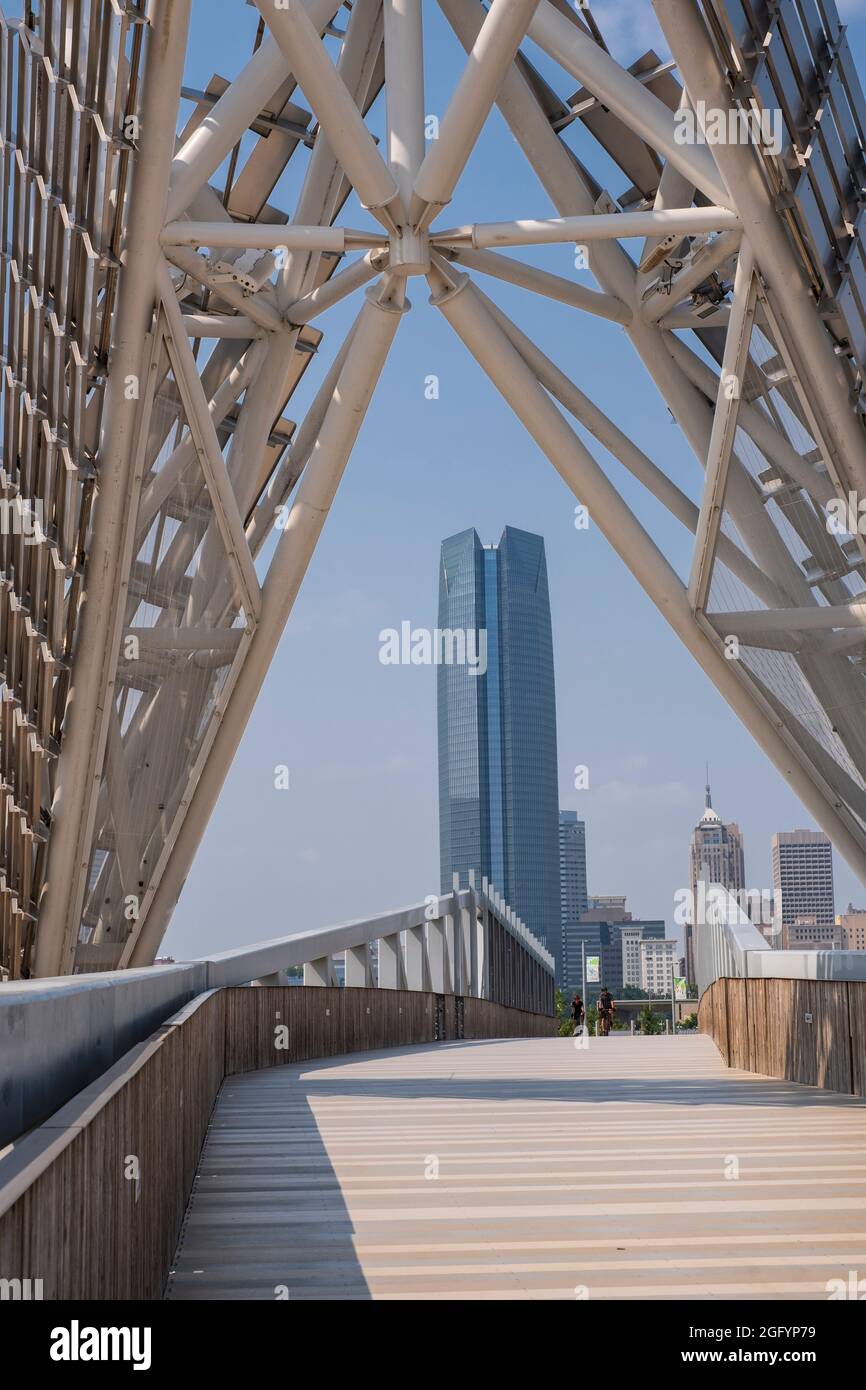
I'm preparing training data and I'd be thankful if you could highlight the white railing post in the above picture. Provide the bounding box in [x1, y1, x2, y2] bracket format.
[427, 916, 448, 994]
[404, 924, 425, 990]
[446, 896, 462, 995]
[377, 933, 402, 989]
[345, 942, 372, 988]
[304, 956, 335, 986]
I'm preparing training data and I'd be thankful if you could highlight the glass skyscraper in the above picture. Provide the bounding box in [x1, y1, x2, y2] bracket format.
[437, 527, 561, 976]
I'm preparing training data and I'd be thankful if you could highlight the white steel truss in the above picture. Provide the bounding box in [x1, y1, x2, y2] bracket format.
[3, 0, 866, 977]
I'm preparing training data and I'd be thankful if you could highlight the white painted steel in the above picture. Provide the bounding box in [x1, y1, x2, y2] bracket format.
[8, 0, 866, 983]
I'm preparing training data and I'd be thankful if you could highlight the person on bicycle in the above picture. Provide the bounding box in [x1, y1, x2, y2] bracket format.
[570, 992, 584, 1035]
[597, 985, 615, 1036]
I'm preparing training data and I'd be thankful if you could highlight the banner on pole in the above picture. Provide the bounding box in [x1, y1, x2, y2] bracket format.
[674, 975, 688, 1000]
[586, 954, 600, 984]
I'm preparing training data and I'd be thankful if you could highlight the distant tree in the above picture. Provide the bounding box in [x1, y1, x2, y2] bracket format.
[638, 1005, 663, 1035]
[555, 988, 575, 1036]
[679, 1012, 698, 1031]
[621, 984, 649, 1000]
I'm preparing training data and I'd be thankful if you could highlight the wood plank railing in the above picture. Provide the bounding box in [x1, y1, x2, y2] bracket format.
[0, 986, 554, 1300]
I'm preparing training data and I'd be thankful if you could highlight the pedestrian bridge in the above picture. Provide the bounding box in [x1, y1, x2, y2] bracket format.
[2, 885, 866, 1302]
[166, 1034, 866, 1302]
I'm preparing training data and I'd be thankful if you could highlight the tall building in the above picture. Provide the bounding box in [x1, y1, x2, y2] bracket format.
[559, 811, 588, 986]
[772, 830, 835, 947]
[640, 938, 677, 996]
[687, 779, 746, 985]
[438, 527, 561, 975]
[586, 895, 629, 919]
[621, 926, 643, 989]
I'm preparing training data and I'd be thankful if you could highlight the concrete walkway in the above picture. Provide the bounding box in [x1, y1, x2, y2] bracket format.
[166, 1034, 866, 1300]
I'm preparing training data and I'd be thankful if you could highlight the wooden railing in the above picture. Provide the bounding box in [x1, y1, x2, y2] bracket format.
[0, 986, 554, 1300]
[696, 878, 866, 1097]
[699, 976, 866, 1096]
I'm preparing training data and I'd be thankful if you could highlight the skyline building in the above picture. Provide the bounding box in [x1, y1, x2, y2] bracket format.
[559, 811, 588, 987]
[836, 905, 866, 950]
[437, 527, 561, 975]
[639, 938, 677, 996]
[687, 779, 746, 984]
[562, 902, 666, 999]
[772, 830, 835, 947]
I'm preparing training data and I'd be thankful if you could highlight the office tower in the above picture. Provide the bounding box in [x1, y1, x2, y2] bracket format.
[837, 906, 866, 950]
[621, 926, 643, 989]
[559, 811, 588, 987]
[686, 778, 746, 984]
[772, 830, 835, 947]
[640, 938, 677, 996]
[586, 895, 629, 919]
[438, 527, 561, 975]
[781, 920, 843, 950]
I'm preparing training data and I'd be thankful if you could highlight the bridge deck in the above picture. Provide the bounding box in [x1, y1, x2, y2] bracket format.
[166, 1035, 866, 1300]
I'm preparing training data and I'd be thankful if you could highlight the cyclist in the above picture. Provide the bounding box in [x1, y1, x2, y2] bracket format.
[597, 985, 615, 1036]
[570, 992, 585, 1036]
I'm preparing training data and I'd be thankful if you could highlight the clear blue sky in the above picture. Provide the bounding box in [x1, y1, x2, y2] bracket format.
[163, 0, 866, 961]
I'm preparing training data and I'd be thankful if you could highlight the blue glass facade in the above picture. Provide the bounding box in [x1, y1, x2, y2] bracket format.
[438, 527, 561, 977]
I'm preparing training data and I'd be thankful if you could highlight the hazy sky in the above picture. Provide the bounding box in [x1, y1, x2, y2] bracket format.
[163, 0, 866, 962]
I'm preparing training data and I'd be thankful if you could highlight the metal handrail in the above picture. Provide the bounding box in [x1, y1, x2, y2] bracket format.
[695, 879, 866, 996]
[0, 884, 553, 1146]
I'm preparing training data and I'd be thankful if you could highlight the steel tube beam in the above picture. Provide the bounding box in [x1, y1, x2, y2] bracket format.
[688, 241, 757, 611]
[451, 246, 631, 324]
[383, 0, 426, 210]
[137, 339, 269, 544]
[433, 208, 740, 250]
[638, 86, 695, 278]
[128, 282, 405, 965]
[157, 263, 263, 624]
[642, 228, 741, 324]
[179, 314, 264, 339]
[166, 0, 343, 223]
[665, 336, 836, 507]
[653, 0, 866, 499]
[285, 250, 386, 324]
[254, 0, 400, 221]
[478, 285, 786, 610]
[166, 37, 292, 224]
[161, 222, 381, 251]
[34, 0, 194, 978]
[527, 0, 731, 208]
[164, 246, 283, 330]
[410, 0, 541, 227]
[711, 605, 866, 636]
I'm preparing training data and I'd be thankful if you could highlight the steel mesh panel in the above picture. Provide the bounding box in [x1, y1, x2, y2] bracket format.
[0, 0, 143, 976]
